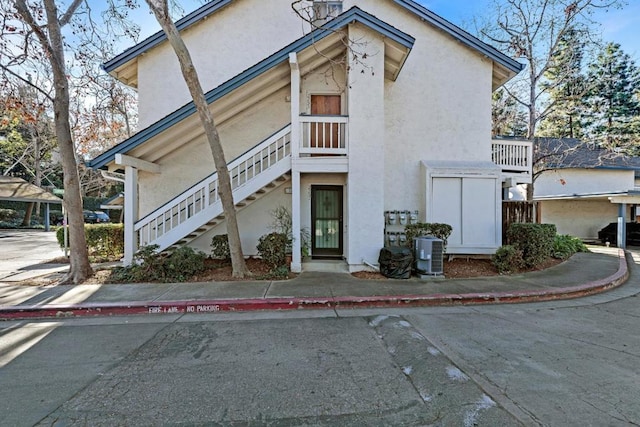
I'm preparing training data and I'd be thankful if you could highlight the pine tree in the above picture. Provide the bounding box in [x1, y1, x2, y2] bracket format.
[492, 89, 527, 137]
[538, 28, 587, 139]
[583, 43, 640, 151]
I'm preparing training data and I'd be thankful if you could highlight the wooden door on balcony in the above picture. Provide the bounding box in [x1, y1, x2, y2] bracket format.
[311, 95, 341, 149]
[311, 185, 343, 258]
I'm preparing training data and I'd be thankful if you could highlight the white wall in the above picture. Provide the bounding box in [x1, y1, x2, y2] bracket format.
[346, 24, 386, 268]
[137, 87, 291, 217]
[136, 0, 307, 128]
[346, 0, 494, 211]
[300, 62, 347, 113]
[190, 182, 292, 255]
[540, 199, 619, 240]
[535, 168, 635, 197]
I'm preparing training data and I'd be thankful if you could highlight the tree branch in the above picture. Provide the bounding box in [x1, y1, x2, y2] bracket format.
[0, 63, 53, 102]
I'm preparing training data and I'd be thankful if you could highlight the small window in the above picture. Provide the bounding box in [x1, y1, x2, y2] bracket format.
[313, 1, 342, 26]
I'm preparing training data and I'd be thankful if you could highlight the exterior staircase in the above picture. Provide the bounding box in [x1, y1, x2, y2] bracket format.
[135, 125, 292, 253]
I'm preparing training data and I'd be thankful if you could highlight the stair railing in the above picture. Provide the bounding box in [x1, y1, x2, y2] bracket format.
[135, 124, 291, 249]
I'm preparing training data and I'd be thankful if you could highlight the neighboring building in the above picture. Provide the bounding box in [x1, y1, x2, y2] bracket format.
[533, 138, 640, 241]
[88, 0, 531, 272]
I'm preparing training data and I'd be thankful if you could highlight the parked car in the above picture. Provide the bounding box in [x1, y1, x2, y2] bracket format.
[83, 210, 110, 224]
[597, 222, 640, 246]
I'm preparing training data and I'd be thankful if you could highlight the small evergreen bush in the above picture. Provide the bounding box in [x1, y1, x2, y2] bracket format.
[210, 234, 230, 260]
[553, 234, 589, 260]
[492, 245, 524, 274]
[507, 223, 556, 267]
[257, 232, 291, 270]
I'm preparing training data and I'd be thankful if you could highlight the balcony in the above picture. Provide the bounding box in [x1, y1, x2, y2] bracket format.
[299, 115, 348, 156]
[492, 139, 533, 184]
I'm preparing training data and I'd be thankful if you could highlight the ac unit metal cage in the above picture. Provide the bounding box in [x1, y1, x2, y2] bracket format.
[414, 236, 444, 275]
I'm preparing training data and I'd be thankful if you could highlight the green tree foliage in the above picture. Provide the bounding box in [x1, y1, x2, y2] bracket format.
[492, 88, 527, 137]
[583, 43, 640, 152]
[0, 86, 57, 182]
[538, 28, 588, 139]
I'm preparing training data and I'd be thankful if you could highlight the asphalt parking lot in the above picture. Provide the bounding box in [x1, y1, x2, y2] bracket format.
[0, 230, 64, 281]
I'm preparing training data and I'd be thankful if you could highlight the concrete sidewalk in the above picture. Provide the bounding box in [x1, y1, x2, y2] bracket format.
[0, 246, 629, 320]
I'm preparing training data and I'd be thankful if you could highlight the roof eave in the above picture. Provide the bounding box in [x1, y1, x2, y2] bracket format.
[88, 7, 415, 170]
[103, 0, 234, 84]
[393, 0, 524, 75]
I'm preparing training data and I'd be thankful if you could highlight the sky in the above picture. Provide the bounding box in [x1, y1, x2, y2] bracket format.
[128, 0, 640, 63]
[423, 0, 640, 61]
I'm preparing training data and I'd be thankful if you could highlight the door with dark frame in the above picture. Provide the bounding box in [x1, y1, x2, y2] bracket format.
[311, 185, 343, 258]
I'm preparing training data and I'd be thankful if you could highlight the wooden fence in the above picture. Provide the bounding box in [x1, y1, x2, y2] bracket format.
[502, 201, 534, 244]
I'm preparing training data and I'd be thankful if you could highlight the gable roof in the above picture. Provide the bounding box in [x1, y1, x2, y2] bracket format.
[536, 138, 640, 171]
[88, 6, 415, 170]
[104, 0, 523, 85]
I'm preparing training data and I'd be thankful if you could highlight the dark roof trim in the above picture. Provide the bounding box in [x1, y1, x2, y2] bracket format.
[393, 0, 524, 73]
[88, 7, 415, 169]
[104, 0, 233, 73]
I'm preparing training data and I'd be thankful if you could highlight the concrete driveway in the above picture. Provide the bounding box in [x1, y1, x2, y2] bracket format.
[0, 230, 66, 281]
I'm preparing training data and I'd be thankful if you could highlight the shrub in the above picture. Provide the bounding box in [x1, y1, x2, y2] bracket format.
[210, 234, 230, 260]
[492, 245, 524, 274]
[164, 246, 207, 281]
[257, 232, 291, 270]
[56, 223, 124, 258]
[553, 234, 589, 260]
[507, 223, 556, 268]
[404, 223, 453, 250]
[110, 244, 206, 283]
[270, 205, 310, 256]
[0, 208, 20, 222]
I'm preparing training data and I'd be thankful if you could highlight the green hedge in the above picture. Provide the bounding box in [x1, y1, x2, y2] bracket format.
[56, 223, 124, 257]
[507, 223, 556, 267]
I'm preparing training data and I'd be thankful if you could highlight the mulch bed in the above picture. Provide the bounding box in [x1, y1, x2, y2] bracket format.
[35, 255, 563, 285]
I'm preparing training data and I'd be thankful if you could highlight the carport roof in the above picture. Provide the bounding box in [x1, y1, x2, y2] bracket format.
[0, 176, 62, 204]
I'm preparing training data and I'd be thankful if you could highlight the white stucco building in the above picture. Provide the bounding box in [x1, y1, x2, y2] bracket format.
[89, 0, 532, 272]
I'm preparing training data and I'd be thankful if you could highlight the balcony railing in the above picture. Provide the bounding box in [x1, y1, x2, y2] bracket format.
[299, 115, 348, 155]
[492, 139, 532, 173]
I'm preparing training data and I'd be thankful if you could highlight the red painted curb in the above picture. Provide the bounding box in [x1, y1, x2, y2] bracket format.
[0, 250, 628, 320]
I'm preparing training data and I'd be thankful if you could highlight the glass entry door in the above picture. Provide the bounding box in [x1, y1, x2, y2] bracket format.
[311, 185, 343, 258]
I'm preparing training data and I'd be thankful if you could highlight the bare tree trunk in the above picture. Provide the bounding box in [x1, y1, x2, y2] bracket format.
[16, 0, 93, 283]
[21, 202, 34, 226]
[145, 0, 251, 278]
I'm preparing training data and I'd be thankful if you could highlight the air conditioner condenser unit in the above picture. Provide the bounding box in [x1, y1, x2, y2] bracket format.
[414, 236, 444, 275]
